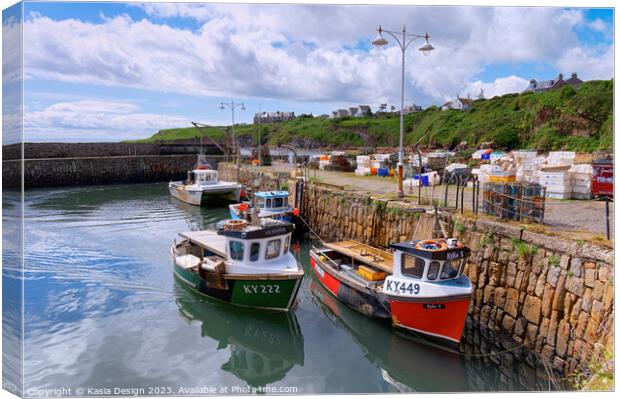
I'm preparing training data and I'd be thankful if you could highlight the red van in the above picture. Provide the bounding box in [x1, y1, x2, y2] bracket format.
[592, 159, 613, 198]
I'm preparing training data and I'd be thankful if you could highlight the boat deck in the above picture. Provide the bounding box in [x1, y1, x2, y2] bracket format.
[324, 240, 394, 273]
[180, 230, 227, 257]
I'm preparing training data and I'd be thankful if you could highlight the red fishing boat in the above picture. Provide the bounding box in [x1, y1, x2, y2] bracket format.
[309, 237, 473, 343]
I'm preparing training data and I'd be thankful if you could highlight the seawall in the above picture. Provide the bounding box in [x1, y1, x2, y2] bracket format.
[218, 162, 614, 380]
[3, 154, 226, 188]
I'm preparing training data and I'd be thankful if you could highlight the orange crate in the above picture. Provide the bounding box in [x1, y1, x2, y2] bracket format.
[489, 175, 516, 183]
[357, 265, 386, 281]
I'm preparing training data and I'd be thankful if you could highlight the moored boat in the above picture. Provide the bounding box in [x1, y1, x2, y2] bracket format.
[169, 154, 242, 205]
[229, 191, 294, 221]
[309, 238, 473, 343]
[172, 218, 304, 311]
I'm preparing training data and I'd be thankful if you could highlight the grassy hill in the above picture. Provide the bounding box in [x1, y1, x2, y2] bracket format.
[131, 79, 613, 152]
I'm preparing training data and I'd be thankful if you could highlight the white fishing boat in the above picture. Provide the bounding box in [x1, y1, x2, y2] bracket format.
[169, 154, 242, 206]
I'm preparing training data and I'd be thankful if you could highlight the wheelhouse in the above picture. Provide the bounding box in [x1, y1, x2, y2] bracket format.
[217, 219, 294, 266]
[254, 191, 290, 211]
[193, 169, 219, 186]
[390, 239, 470, 282]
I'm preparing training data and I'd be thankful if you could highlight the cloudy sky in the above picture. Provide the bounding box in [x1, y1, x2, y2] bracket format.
[2, 1, 615, 142]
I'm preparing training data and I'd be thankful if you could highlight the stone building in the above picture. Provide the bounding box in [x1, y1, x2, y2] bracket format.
[441, 95, 474, 111]
[253, 111, 296, 124]
[523, 73, 584, 93]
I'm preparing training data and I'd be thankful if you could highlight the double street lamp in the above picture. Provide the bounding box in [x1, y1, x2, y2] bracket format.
[372, 25, 434, 198]
[219, 100, 245, 167]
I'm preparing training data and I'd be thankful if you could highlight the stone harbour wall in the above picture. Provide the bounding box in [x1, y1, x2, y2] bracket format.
[4, 155, 226, 188]
[218, 163, 614, 379]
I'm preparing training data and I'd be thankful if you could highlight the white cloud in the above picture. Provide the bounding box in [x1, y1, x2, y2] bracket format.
[21, 6, 613, 110]
[24, 100, 190, 142]
[556, 46, 614, 81]
[463, 75, 530, 99]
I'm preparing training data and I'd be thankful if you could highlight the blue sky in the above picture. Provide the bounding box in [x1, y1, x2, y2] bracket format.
[2, 1, 614, 142]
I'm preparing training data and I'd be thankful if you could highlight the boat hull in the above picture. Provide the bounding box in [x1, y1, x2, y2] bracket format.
[309, 253, 391, 319]
[173, 262, 303, 311]
[387, 296, 471, 343]
[310, 250, 470, 343]
[169, 183, 241, 206]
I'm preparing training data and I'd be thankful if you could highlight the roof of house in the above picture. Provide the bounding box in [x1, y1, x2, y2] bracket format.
[458, 97, 474, 105]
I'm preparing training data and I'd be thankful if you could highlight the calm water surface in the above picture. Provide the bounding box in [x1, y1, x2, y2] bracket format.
[4, 183, 564, 394]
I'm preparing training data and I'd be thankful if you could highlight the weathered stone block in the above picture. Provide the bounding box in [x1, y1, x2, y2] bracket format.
[565, 275, 584, 297]
[514, 317, 527, 337]
[581, 289, 593, 313]
[603, 283, 613, 308]
[569, 257, 582, 277]
[591, 300, 604, 323]
[598, 265, 611, 282]
[584, 270, 596, 290]
[522, 295, 542, 324]
[547, 266, 561, 287]
[559, 254, 571, 270]
[505, 288, 519, 318]
[515, 270, 525, 290]
[552, 274, 566, 313]
[556, 320, 570, 357]
[494, 287, 506, 308]
[541, 284, 554, 318]
[534, 274, 546, 297]
[502, 314, 516, 333]
[592, 280, 605, 301]
[575, 311, 589, 339]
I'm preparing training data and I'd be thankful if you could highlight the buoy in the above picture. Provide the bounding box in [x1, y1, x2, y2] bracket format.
[293, 208, 300, 216]
[239, 203, 249, 212]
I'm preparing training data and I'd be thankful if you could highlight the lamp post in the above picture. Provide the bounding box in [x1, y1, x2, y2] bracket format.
[372, 25, 434, 198]
[219, 100, 245, 167]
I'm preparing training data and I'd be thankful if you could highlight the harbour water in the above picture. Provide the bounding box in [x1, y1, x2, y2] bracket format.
[3, 183, 565, 394]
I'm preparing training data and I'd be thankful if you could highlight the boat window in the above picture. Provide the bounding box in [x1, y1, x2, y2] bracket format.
[266, 198, 272, 208]
[283, 197, 288, 207]
[283, 235, 290, 255]
[427, 261, 440, 280]
[440, 259, 460, 280]
[229, 241, 245, 261]
[255, 199, 265, 209]
[250, 242, 260, 262]
[274, 197, 284, 208]
[401, 254, 425, 279]
[265, 239, 281, 259]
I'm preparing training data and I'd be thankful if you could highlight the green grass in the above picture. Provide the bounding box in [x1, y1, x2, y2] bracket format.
[131, 80, 613, 152]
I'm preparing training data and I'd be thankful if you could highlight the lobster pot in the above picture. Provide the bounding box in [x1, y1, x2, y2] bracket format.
[482, 182, 545, 223]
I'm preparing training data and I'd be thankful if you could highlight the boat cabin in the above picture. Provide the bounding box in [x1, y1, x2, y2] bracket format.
[177, 219, 295, 275]
[390, 239, 470, 282]
[254, 191, 290, 211]
[190, 169, 219, 186]
[218, 219, 293, 266]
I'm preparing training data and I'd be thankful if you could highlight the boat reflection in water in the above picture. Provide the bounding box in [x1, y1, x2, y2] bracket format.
[309, 280, 468, 393]
[174, 283, 304, 387]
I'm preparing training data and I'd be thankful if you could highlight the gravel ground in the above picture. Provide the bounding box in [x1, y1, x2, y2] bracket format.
[268, 162, 614, 240]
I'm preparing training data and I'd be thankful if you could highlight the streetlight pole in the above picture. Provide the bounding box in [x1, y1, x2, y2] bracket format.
[372, 25, 434, 198]
[219, 100, 245, 168]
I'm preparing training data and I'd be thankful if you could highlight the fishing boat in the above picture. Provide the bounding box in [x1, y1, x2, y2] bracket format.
[229, 191, 295, 222]
[169, 154, 242, 205]
[171, 217, 304, 311]
[309, 238, 472, 343]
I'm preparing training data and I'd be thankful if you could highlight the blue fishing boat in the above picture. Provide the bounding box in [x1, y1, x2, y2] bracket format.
[229, 191, 294, 222]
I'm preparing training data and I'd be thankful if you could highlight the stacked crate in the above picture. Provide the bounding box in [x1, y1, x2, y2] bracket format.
[539, 167, 573, 199]
[355, 155, 371, 176]
[571, 164, 593, 200]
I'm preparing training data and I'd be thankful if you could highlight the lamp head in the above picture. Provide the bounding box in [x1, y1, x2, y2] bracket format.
[219, 102, 225, 110]
[241, 103, 246, 111]
[418, 33, 434, 56]
[372, 26, 388, 47]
